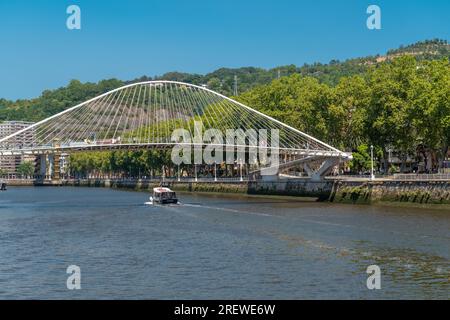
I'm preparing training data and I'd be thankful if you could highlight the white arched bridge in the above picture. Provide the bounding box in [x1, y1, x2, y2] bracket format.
[0, 81, 352, 180]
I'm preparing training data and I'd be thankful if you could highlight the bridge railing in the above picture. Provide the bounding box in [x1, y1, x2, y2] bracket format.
[392, 173, 450, 181]
[325, 174, 386, 181]
[163, 177, 251, 183]
[62, 177, 253, 183]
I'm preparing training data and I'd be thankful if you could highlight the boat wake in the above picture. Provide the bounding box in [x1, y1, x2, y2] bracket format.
[181, 203, 275, 217]
[144, 200, 182, 207]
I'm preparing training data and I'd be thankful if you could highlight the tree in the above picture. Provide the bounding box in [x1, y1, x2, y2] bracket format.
[349, 144, 372, 173]
[366, 56, 421, 172]
[414, 59, 450, 169]
[349, 144, 383, 174]
[329, 76, 370, 150]
[238, 74, 332, 143]
[206, 77, 222, 92]
[17, 161, 34, 178]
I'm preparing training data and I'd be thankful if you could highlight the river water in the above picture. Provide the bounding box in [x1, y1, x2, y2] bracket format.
[0, 187, 448, 299]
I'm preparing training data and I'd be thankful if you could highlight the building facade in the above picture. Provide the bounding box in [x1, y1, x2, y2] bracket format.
[0, 121, 36, 176]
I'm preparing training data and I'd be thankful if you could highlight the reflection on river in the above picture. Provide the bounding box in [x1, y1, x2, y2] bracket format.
[0, 187, 448, 299]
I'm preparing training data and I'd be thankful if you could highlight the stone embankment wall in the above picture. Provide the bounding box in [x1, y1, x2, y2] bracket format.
[63, 179, 333, 199]
[331, 180, 450, 205]
[6, 178, 450, 205]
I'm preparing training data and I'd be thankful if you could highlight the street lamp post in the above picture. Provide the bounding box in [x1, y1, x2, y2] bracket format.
[388, 148, 392, 174]
[239, 159, 243, 182]
[370, 145, 375, 181]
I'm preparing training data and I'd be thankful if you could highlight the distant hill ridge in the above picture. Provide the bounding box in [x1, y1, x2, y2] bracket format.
[0, 39, 448, 122]
[148, 38, 449, 92]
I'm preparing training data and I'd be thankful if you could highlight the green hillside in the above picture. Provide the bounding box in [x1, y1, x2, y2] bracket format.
[0, 39, 448, 122]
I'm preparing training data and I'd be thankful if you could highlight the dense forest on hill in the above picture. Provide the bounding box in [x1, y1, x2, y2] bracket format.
[387, 39, 449, 58]
[1, 39, 448, 122]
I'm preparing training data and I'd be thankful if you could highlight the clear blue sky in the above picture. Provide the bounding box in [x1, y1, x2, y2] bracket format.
[0, 0, 448, 100]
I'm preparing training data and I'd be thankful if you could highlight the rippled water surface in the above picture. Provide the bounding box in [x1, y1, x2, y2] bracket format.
[0, 187, 448, 299]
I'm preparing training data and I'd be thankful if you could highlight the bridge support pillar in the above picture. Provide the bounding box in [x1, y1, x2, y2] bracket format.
[34, 154, 47, 179]
[53, 153, 61, 180]
[303, 163, 314, 177]
[309, 158, 340, 182]
[46, 154, 53, 180]
[32, 153, 62, 183]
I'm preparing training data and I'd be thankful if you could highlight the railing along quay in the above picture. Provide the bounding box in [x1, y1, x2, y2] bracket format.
[328, 174, 450, 182]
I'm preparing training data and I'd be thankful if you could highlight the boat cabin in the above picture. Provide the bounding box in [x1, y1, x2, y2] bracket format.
[152, 187, 178, 204]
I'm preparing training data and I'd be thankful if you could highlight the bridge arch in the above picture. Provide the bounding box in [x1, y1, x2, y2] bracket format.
[0, 81, 351, 178]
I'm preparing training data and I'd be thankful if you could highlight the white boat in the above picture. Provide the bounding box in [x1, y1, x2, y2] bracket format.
[147, 187, 178, 205]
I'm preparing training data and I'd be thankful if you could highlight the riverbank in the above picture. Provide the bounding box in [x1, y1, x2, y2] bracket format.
[4, 178, 450, 207]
